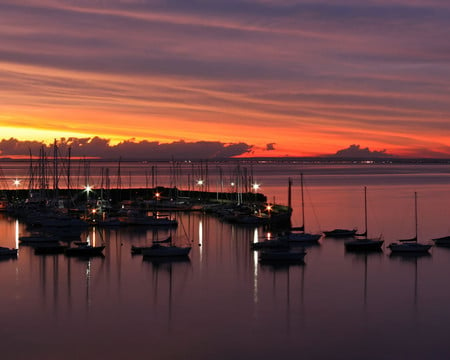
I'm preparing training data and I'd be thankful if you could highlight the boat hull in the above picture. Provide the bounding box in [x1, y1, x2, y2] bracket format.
[432, 236, 450, 246]
[344, 239, 384, 251]
[141, 245, 191, 257]
[281, 232, 322, 243]
[387, 242, 432, 253]
[0, 247, 18, 257]
[323, 229, 357, 238]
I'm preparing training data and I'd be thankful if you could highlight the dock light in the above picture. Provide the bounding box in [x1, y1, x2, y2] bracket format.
[266, 204, 272, 217]
[230, 182, 235, 187]
[197, 179, 204, 186]
[13, 179, 21, 187]
[84, 184, 93, 202]
[252, 183, 260, 192]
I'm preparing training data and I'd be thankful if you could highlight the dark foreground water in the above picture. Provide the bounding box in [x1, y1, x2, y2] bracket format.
[1, 162, 450, 359]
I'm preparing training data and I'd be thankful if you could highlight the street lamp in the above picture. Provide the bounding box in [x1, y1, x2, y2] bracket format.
[252, 183, 260, 192]
[13, 178, 21, 202]
[85, 184, 93, 204]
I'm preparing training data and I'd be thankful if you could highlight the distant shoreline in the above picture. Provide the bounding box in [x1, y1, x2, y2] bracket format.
[1, 157, 450, 164]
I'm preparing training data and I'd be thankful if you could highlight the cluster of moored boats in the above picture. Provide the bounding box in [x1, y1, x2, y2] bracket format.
[0, 201, 182, 260]
[251, 224, 443, 264]
[252, 189, 440, 263]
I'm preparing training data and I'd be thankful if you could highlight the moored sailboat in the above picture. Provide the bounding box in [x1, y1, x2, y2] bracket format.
[279, 173, 322, 244]
[345, 187, 384, 251]
[387, 192, 432, 253]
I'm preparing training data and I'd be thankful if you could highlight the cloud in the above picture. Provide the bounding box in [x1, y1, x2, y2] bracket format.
[0, 137, 253, 160]
[331, 144, 393, 158]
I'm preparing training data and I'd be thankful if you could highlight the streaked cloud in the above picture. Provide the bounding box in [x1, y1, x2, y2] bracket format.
[1, 0, 449, 157]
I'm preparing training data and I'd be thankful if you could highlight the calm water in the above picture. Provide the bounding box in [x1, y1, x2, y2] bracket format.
[1, 162, 450, 359]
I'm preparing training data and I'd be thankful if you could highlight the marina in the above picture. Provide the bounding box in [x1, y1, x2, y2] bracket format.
[1, 161, 450, 359]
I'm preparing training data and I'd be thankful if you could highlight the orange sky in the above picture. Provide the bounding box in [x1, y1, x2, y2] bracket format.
[1, 1, 450, 158]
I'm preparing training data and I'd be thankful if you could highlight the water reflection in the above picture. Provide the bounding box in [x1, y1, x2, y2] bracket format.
[252, 227, 259, 306]
[389, 252, 432, 309]
[143, 256, 192, 333]
[346, 251, 383, 309]
[3, 165, 450, 358]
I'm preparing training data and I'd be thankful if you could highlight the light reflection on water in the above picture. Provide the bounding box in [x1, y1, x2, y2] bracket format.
[1, 163, 450, 358]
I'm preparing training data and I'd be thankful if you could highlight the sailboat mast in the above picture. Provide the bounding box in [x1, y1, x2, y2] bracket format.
[364, 186, 368, 237]
[288, 177, 292, 211]
[300, 173, 305, 230]
[415, 191, 418, 240]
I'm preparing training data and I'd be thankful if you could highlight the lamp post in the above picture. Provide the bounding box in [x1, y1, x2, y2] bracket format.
[252, 183, 260, 203]
[84, 184, 93, 209]
[13, 178, 21, 202]
[197, 179, 204, 200]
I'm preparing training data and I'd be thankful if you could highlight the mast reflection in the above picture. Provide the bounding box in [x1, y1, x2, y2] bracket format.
[143, 257, 192, 333]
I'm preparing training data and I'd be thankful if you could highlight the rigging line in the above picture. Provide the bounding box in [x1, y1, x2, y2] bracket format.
[179, 216, 193, 244]
[304, 182, 321, 232]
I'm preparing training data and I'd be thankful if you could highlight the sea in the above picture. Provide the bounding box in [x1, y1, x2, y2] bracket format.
[1, 160, 450, 359]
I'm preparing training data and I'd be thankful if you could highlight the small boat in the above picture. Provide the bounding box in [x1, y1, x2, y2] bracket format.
[432, 235, 450, 246]
[388, 242, 432, 253]
[323, 228, 357, 238]
[259, 248, 306, 262]
[19, 234, 59, 244]
[141, 217, 192, 258]
[0, 247, 18, 257]
[65, 244, 105, 256]
[141, 243, 191, 258]
[280, 231, 322, 243]
[387, 192, 432, 254]
[131, 236, 173, 254]
[345, 237, 384, 251]
[345, 187, 384, 252]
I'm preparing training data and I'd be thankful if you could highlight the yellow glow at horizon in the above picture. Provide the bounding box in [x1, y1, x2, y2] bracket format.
[0, 126, 94, 144]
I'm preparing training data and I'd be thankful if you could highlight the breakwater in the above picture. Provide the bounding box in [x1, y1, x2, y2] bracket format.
[2, 186, 268, 206]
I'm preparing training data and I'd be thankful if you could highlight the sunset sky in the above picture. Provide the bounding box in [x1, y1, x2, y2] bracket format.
[1, 0, 450, 158]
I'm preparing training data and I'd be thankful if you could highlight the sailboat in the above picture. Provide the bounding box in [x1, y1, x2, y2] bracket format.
[131, 236, 172, 254]
[387, 192, 432, 253]
[279, 173, 322, 244]
[141, 219, 192, 258]
[344, 187, 384, 251]
[323, 186, 358, 238]
[141, 241, 191, 257]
